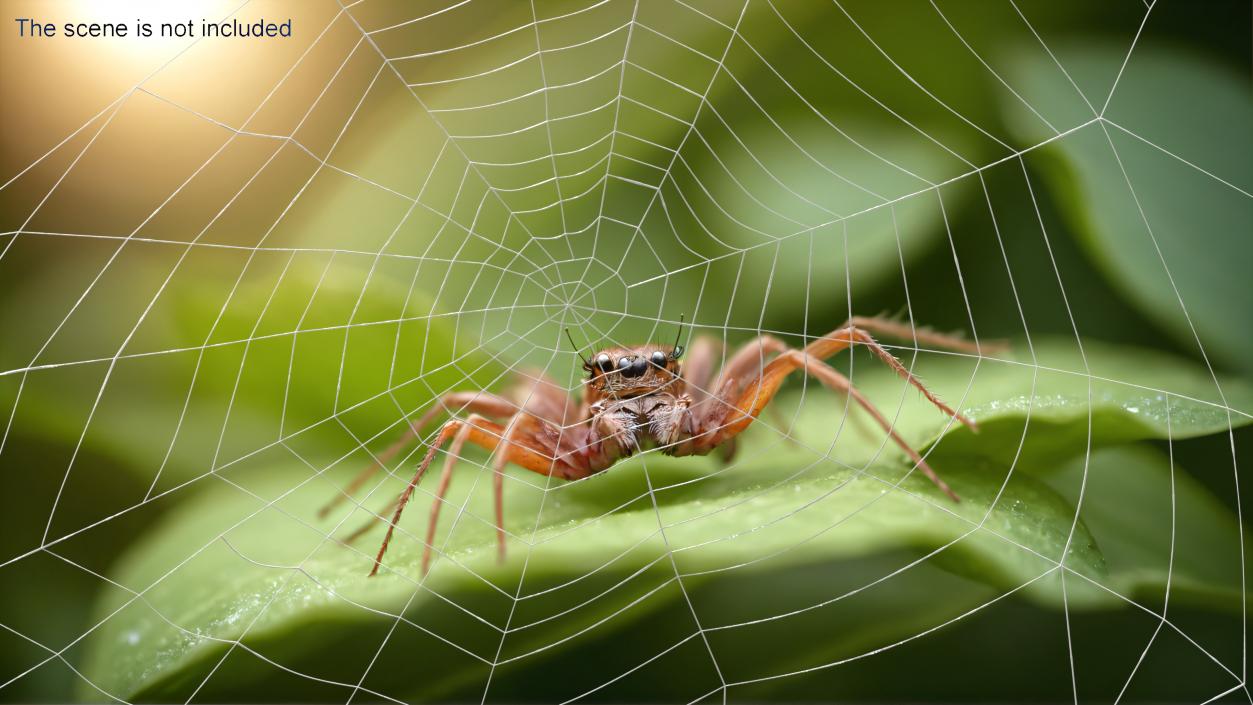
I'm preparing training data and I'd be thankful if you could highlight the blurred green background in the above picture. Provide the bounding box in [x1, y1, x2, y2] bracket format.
[1, 0, 1250, 702]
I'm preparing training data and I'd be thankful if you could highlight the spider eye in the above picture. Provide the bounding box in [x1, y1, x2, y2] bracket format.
[671, 346, 684, 360]
[650, 351, 668, 368]
[627, 357, 649, 378]
[595, 353, 613, 373]
[616, 357, 632, 373]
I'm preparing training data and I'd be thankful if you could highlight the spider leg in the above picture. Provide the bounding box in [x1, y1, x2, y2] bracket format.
[835, 316, 1000, 441]
[510, 369, 583, 426]
[723, 334, 879, 445]
[700, 334, 856, 457]
[490, 415, 530, 565]
[489, 374, 592, 561]
[340, 494, 399, 546]
[690, 324, 975, 499]
[817, 326, 978, 428]
[714, 335, 789, 389]
[319, 391, 516, 519]
[708, 334, 798, 454]
[789, 356, 958, 500]
[370, 413, 589, 577]
[681, 336, 723, 408]
[417, 414, 479, 576]
[843, 315, 1008, 355]
[334, 419, 490, 570]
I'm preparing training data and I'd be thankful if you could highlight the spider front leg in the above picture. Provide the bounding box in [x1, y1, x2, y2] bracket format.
[690, 323, 979, 501]
[700, 333, 868, 457]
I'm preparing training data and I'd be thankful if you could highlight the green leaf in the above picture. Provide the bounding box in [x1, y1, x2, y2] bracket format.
[1049, 445, 1247, 611]
[1, 256, 502, 492]
[677, 119, 971, 324]
[787, 338, 1252, 471]
[82, 444, 1098, 701]
[78, 335, 1250, 700]
[1005, 45, 1253, 372]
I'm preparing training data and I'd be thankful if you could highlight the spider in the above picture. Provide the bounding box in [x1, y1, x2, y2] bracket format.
[322, 315, 993, 577]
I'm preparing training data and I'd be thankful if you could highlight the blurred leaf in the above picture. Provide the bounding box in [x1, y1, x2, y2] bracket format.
[2, 255, 502, 492]
[1005, 45, 1253, 371]
[676, 118, 971, 324]
[656, 0, 1004, 324]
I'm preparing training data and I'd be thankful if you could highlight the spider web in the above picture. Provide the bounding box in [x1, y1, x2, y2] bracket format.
[0, 0, 1249, 702]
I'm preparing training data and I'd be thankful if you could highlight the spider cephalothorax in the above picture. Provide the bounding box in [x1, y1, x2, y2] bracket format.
[583, 345, 683, 397]
[574, 322, 685, 400]
[321, 316, 1003, 577]
[580, 343, 691, 460]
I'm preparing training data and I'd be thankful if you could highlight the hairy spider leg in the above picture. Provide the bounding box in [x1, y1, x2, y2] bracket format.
[842, 315, 1008, 355]
[788, 354, 958, 500]
[692, 323, 978, 499]
[716, 333, 882, 449]
[712, 317, 1001, 408]
[416, 414, 477, 576]
[318, 391, 516, 519]
[370, 414, 586, 577]
[721, 336, 862, 443]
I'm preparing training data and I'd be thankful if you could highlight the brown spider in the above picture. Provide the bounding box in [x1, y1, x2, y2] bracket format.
[322, 315, 994, 577]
